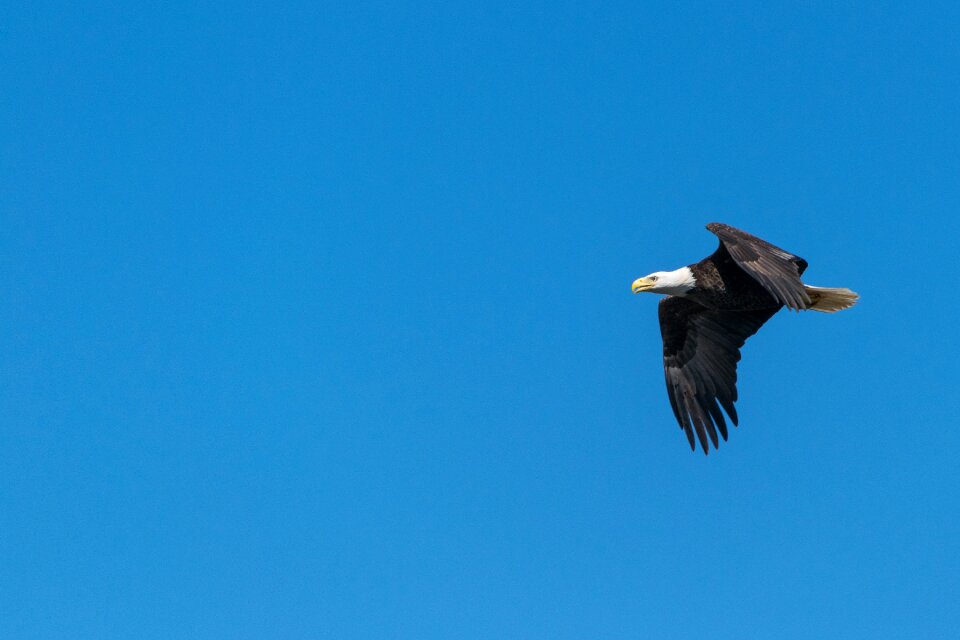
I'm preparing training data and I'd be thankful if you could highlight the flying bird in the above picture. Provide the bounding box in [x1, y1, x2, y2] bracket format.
[632, 223, 858, 454]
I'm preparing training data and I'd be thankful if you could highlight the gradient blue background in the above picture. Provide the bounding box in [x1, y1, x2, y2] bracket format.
[3, 2, 959, 638]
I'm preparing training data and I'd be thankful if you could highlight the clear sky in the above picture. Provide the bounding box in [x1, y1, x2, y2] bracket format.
[3, 2, 960, 638]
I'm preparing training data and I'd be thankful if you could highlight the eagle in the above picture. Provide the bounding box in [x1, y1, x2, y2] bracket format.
[632, 223, 858, 454]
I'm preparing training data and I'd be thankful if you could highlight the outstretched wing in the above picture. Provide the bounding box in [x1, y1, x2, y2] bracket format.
[658, 296, 778, 454]
[707, 222, 810, 310]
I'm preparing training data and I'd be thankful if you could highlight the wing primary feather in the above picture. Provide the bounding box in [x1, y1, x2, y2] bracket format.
[707, 401, 728, 441]
[684, 394, 710, 454]
[665, 374, 684, 426]
[722, 397, 739, 426]
[702, 404, 720, 449]
[683, 420, 696, 451]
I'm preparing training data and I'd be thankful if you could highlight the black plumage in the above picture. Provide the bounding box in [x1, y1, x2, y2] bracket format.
[635, 223, 857, 454]
[659, 297, 777, 453]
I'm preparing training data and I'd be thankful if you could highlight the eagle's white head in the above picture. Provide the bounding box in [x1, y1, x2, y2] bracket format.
[632, 266, 697, 296]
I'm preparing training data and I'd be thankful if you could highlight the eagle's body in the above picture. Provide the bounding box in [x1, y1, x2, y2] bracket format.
[632, 223, 858, 454]
[687, 249, 789, 310]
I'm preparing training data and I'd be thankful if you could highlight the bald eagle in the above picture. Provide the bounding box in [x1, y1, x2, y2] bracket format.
[632, 223, 858, 454]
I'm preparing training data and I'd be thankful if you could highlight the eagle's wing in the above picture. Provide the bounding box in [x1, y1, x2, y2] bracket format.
[659, 296, 778, 454]
[706, 222, 810, 310]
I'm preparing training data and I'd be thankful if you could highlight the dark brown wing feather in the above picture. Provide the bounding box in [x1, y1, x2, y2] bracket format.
[706, 223, 810, 310]
[658, 296, 778, 454]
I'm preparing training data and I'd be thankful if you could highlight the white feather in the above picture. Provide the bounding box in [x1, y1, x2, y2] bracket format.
[646, 266, 697, 296]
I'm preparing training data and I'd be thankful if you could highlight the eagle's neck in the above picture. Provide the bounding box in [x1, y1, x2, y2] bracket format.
[660, 266, 697, 296]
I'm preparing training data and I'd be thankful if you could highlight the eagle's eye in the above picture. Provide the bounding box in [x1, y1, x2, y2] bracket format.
[650, 276, 658, 281]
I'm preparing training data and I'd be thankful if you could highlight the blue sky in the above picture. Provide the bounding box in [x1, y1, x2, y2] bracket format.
[3, 2, 960, 638]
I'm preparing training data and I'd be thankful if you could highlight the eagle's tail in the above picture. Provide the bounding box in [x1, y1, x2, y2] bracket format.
[803, 285, 859, 313]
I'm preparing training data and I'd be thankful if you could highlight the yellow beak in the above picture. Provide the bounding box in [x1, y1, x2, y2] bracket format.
[632, 277, 655, 294]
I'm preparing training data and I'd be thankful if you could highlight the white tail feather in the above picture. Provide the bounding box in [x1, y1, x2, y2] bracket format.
[804, 285, 859, 313]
